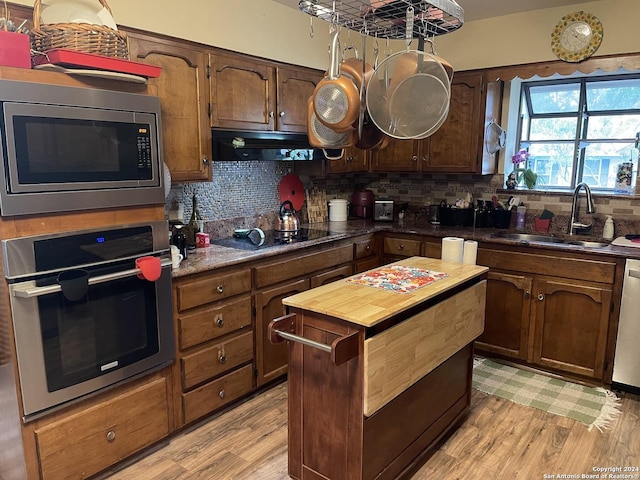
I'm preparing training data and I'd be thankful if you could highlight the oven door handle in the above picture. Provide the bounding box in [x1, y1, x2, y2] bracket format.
[11, 258, 172, 299]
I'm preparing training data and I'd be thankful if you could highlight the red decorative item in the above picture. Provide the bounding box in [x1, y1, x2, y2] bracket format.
[135, 256, 162, 282]
[278, 173, 305, 211]
[0, 31, 31, 68]
[31, 48, 162, 78]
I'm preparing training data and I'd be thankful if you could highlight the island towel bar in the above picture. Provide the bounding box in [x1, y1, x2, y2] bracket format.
[268, 313, 360, 366]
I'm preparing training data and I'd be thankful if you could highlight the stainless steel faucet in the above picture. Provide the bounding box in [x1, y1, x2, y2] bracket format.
[568, 182, 596, 235]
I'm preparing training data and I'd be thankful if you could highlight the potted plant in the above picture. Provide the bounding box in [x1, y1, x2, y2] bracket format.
[508, 149, 537, 189]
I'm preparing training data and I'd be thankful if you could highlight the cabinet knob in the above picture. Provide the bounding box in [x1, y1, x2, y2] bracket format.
[215, 315, 224, 328]
[279, 111, 285, 118]
[365, 245, 371, 251]
[422, 156, 427, 163]
[346, 155, 353, 163]
[202, 157, 209, 165]
[412, 155, 418, 162]
[398, 244, 405, 250]
[219, 353, 226, 364]
[216, 285, 224, 294]
[219, 389, 225, 399]
[106, 430, 116, 443]
[524, 291, 530, 298]
[537, 293, 545, 301]
[269, 111, 274, 118]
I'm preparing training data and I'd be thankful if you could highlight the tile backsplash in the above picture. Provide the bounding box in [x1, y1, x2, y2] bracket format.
[167, 159, 640, 237]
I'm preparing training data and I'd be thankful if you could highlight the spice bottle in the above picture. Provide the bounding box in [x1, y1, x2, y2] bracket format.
[603, 215, 614, 240]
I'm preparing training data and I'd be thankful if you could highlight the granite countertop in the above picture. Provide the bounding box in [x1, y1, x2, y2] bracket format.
[172, 219, 640, 278]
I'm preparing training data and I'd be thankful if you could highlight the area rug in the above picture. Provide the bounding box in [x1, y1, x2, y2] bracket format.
[472, 357, 621, 431]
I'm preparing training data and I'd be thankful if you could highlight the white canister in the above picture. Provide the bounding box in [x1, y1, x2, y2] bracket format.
[328, 199, 348, 222]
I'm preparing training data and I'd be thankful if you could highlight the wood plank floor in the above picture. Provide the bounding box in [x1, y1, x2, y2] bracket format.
[105, 381, 640, 480]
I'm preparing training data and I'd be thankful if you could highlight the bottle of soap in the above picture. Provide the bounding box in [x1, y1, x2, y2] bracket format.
[603, 215, 614, 240]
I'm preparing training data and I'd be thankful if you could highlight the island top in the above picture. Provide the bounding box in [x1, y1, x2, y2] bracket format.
[282, 256, 488, 328]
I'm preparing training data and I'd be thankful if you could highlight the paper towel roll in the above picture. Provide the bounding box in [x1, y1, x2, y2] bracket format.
[463, 240, 478, 265]
[441, 237, 464, 263]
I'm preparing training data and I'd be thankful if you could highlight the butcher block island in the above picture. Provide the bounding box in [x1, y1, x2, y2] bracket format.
[269, 257, 488, 480]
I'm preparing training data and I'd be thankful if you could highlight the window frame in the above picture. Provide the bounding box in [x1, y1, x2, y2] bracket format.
[515, 73, 640, 193]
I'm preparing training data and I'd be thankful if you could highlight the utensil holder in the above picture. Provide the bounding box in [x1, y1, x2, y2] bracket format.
[492, 209, 512, 229]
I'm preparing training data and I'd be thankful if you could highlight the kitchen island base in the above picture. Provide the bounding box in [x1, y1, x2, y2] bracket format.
[271, 257, 487, 480]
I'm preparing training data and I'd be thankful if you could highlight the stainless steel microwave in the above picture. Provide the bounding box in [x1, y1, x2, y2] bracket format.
[0, 79, 165, 216]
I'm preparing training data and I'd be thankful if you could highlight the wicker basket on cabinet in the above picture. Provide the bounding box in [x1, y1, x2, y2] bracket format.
[30, 0, 128, 59]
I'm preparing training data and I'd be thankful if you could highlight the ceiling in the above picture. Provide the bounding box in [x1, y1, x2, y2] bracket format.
[272, 0, 584, 22]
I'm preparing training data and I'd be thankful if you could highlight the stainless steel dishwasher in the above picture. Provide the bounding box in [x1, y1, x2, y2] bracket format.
[612, 258, 640, 393]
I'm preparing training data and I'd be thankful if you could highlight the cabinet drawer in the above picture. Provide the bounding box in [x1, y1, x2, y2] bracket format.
[182, 364, 253, 425]
[254, 244, 353, 288]
[35, 377, 169, 480]
[311, 264, 353, 288]
[354, 236, 378, 259]
[383, 237, 421, 257]
[477, 248, 616, 284]
[176, 269, 251, 311]
[178, 295, 252, 350]
[181, 330, 254, 390]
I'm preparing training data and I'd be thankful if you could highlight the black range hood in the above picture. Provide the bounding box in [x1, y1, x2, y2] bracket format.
[212, 129, 327, 161]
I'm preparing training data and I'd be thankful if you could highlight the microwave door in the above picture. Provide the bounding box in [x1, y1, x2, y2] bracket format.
[3, 103, 160, 194]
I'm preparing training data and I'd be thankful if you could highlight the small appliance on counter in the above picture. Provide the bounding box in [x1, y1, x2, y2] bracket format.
[374, 199, 394, 222]
[352, 189, 374, 218]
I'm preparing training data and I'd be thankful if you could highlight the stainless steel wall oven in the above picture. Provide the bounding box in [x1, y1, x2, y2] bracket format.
[2, 221, 174, 421]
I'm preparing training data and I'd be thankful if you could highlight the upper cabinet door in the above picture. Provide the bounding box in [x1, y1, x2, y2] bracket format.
[423, 71, 503, 174]
[276, 67, 323, 133]
[129, 34, 212, 182]
[210, 53, 276, 131]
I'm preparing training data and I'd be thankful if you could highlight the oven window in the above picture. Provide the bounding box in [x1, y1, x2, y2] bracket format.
[38, 272, 160, 392]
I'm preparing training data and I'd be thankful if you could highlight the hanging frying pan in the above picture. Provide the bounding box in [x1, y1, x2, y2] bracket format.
[307, 96, 354, 149]
[313, 28, 360, 133]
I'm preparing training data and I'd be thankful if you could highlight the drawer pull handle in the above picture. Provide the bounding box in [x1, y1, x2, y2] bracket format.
[219, 389, 225, 399]
[219, 353, 226, 364]
[106, 431, 116, 443]
[216, 285, 224, 294]
[268, 313, 359, 366]
[215, 315, 224, 328]
[538, 293, 545, 301]
[365, 245, 371, 251]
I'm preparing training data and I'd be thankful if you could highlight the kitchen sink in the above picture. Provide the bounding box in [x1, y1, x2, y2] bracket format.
[491, 233, 565, 243]
[565, 240, 610, 248]
[491, 232, 609, 249]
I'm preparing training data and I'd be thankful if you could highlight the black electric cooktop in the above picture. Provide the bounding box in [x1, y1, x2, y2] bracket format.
[210, 228, 332, 251]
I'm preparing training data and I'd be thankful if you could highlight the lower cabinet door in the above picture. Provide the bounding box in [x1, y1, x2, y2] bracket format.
[182, 364, 253, 424]
[255, 278, 310, 386]
[35, 377, 169, 480]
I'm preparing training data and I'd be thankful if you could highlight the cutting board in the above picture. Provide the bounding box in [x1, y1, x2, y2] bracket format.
[611, 236, 640, 248]
[306, 188, 327, 223]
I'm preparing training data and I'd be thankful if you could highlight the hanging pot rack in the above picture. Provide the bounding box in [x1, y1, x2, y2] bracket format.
[298, 0, 464, 39]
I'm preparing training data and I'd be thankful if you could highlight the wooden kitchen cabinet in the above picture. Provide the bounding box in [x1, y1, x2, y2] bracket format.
[369, 70, 503, 174]
[326, 146, 370, 174]
[209, 52, 322, 133]
[382, 234, 422, 263]
[476, 271, 532, 360]
[173, 266, 254, 427]
[34, 375, 170, 480]
[253, 243, 354, 386]
[422, 71, 503, 174]
[476, 247, 616, 381]
[128, 33, 212, 182]
[353, 234, 381, 273]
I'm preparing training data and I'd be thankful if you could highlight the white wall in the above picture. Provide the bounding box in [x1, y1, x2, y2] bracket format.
[12, 0, 639, 71]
